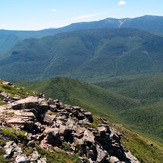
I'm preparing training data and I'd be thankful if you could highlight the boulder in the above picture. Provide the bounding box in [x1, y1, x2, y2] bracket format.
[83, 129, 95, 143]
[44, 128, 61, 146]
[109, 156, 121, 163]
[97, 126, 107, 137]
[96, 144, 108, 162]
[7, 117, 34, 129]
[38, 158, 47, 163]
[66, 118, 76, 130]
[84, 111, 93, 123]
[73, 106, 81, 111]
[72, 126, 84, 139]
[0, 92, 8, 98]
[49, 104, 57, 112]
[77, 112, 85, 120]
[39, 99, 49, 109]
[27, 141, 35, 148]
[15, 154, 30, 163]
[59, 125, 67, 135]
[2, 81, 13, 85]
[78, 119, 91, 125]
[43, 114, 54, 125]
[14, 110, 35, 118]
[4, 141, 23, 158]
[30, 150, 40, 162]
[12, 95, 21, 101]
[125, 151, 140, 163]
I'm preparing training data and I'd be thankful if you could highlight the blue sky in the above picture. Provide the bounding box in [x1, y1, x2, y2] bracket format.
[0, 0, 163, 30]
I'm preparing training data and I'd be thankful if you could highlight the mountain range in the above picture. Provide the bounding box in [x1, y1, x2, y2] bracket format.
[0, 28, 163, 81]
[1, 15, 163, 55]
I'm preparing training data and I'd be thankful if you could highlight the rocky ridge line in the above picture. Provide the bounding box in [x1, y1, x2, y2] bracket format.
[0, 81, 139, 163]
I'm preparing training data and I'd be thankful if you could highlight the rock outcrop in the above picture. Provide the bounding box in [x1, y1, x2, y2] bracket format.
[0, 92, 139, 162]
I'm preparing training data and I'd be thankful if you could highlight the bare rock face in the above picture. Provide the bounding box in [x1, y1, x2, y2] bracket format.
[0, 93, 139, 163]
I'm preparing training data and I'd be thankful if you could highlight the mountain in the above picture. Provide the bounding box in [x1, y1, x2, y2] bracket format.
[121, 15, 163, 31]
[12, 76, 163, 144]
[14, 77, 139, 115]
[0, 29, 60, 55]
[4, 78, 163, 162]
[1, 79, 163, 162]
[56, 15, 163, 33]
[94, 74, 163, 142]
[1, 15, 163, 55]
[1, 28, 163, 81]
[0, 80, 131, 162]
[94, 74, 163, 104]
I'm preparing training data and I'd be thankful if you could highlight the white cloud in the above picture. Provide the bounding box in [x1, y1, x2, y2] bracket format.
[70, 13, 101, 20]
[51, 8, 57, 12]
[118, 1, 127, 5]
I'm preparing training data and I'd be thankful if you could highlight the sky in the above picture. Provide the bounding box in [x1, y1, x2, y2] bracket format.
[0, 0, 163, 30]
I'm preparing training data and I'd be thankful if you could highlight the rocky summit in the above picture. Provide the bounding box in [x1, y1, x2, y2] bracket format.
[0, 81, 139, 163]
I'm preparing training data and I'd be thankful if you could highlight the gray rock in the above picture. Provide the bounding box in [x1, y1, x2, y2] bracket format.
[77, 112, 85, 119]
[83, 129, 95, 143]
[4, 148, 13, 158]
[13, 145, 23, 155]
[97, 126, 107, 137]
[27, 141, 35, 148]
[109, 156, 121, 163]
[12, 95, 21, 101]
[4, 141, 22, 158]
[39, 99, 49, 108]
[7, 117, 34, 129]
[84, 111, 93, 122]
[38, 157, 47, 163]
[73, 106, 81, 111]
[96, 144, 108, 162]
[14, 110, 35, 118]
[66, 118, 76, 129]
[49, 104, 57, 111]
[2, 81, 12, 85]
[43, 114, 54, 125]
[44, 128, 61, 146]
[15, 154, 30, 163]
[78, 119, 91, 125]
[30, 150, 40, 161]
[59, 125, 67, 135]
[125, 151, 140, 163]
[0, 92, 8, 98]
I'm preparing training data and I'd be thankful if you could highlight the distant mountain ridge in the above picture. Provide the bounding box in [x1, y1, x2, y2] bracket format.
[1, 15, 163, 54]
[0, 28, 163, 81]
